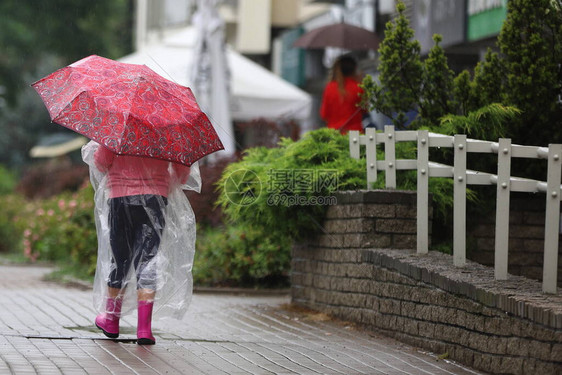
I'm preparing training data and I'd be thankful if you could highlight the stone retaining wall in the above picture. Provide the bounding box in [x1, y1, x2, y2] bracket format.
[291, 190, 562, 375]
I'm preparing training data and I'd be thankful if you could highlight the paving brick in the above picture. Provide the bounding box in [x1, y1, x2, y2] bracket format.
[0, 265, 484, 375]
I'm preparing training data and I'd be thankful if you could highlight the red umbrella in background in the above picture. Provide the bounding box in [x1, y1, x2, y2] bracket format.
[293, 23, 380, 51]
[31, 55, 224, 167]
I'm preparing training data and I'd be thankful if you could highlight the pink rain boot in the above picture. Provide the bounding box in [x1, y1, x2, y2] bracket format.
[95, 297, 122, 339]
[137, 300, 155, 345]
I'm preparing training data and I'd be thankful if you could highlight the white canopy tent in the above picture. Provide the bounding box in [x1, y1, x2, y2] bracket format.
[119, 27, 312, 123]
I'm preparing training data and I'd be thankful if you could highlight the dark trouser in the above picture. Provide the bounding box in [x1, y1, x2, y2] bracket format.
[108, 195, 167, 291]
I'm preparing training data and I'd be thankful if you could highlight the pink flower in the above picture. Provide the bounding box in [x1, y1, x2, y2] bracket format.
[36, 209, 45, 216]
[47, 209, 54, 216]
[69, 200, 77, 208]
[24, 229, 32, 237]
[58, 200, 66, 209]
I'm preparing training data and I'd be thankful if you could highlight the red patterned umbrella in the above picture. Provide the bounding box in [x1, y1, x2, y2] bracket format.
[31, 55, 224, 166]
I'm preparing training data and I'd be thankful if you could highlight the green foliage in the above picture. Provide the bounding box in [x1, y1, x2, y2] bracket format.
[471, 49, 504, 110]
[0, 165, 17, 195]
[362, 0, 562, 149]
[438, 103, 520, 141]
[14, 183, 97, 276]
[194, 224, 292, 287]
[0, 1, 133, 168]
[496, 0, 562, 146]
[419, 34, 455, 127]
[361, 1, 423, 129]
[0, 0, 132, 105]
[217, 128, 366, 239]
[0, 194, 27, 253]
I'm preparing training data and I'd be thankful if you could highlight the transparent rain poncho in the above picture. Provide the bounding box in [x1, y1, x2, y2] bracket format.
[82, 141, 201, 320]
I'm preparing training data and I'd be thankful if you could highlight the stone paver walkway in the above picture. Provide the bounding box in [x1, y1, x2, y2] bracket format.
[0, 265, 486, 374]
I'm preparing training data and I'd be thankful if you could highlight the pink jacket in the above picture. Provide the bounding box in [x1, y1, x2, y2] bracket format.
[94, 146, 191, 199]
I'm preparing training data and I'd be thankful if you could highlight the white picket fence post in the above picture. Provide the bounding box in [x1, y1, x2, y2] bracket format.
[384, 125, 396, 189]
[543, 144, 562, 293]
[349, 127, 562, 294]
[366, 128, 377, 187]
[453, 135, 467, 267]
[349, 130, 360, 160]
[417, 130, 429, 254]
[494, 138, 512, 280]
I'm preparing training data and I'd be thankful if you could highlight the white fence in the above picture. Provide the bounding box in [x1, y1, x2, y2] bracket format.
[349, 125, 562, 294]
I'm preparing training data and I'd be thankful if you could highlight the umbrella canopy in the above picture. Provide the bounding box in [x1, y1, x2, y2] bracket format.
[293, 23, 380, 51]
[31, 55, 224, 167]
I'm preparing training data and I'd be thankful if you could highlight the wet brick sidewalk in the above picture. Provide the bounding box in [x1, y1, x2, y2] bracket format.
[0, 265, 486, 374]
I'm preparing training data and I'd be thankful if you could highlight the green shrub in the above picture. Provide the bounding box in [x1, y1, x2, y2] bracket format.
[0, 194, 27, 253]
[216, 128, 366, 240]
[0, 165, 17, 195]
[17, 182, 97, 276]
[194, 224, 291, 287]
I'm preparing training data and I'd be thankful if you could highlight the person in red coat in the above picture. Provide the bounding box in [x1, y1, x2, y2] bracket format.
[320, 55, 366, 134]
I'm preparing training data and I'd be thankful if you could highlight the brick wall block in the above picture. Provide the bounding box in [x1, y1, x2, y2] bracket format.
[528, 340, 554, 362]
[318, 233, 344, 248]
[509, 224, 544, 239]
[499, 357, 524, 375]
[395, 204, 417, 219]
[507, 337, 530, 357]
[402, 319, 419, 336]
[378, 298, 401, 315]
[325, 204, 363, 219]
[349, 218, 375, 233]
[360, 307, 378, 326]
[362, 233, 392, 248]
[343, 204, 364, 218]
[533, 361, 560, 375]
[523, 239, 545, 253]
[523, 211, 545, 225]
[508, 238, 525, 252]
[417, 320, 436, 337]
[476, 237, 495, 252]
[363, 204, 395, 218]
[392, 234, 417, 249]
[322, 219, 346, 233]
[509, 211, 523, 224]
[376, 219, 417, 234]
[470, 250, 494, 266]
[485, 336, 507, 355]
[331, 248, 362, 263]
[471, 223, 495, 238]
[550, 343, 562, 362]
[509, 252, 542, 267]
[325, 205, 342, 219]
[343, 233, 362, 248]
